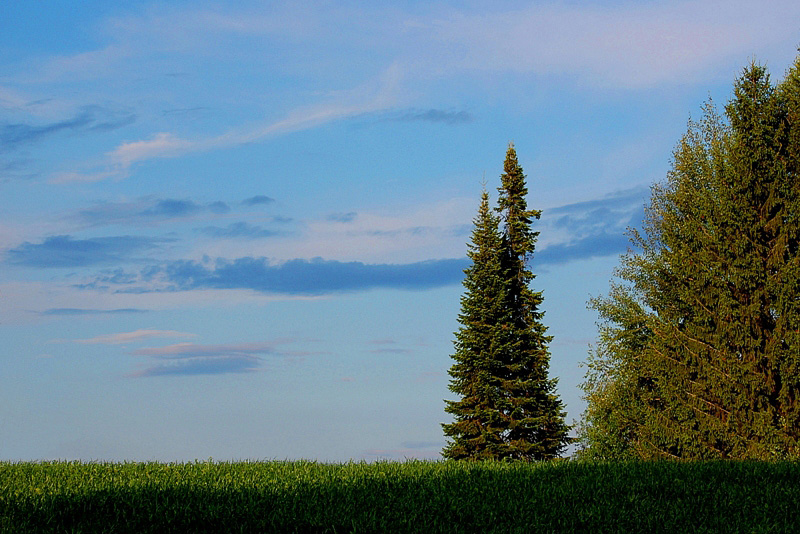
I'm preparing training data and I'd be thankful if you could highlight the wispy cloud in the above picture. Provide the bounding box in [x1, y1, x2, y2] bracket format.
[422, 1, 800, 88]
[108, 132, 193, 168]
[536, 232, 633, 266]
[534, 186, 648, 265]
[57, 65, 403, 183]
[385, 108, 473, 125]
[326, 212, 357, 223]
[6, 235, 174, 268]
[545, 187, 646, 244]
[290, 197, 476, 263]
[73, 329, 194, 345]
[71, 196, 232, 227]
[0, 105, 135, 152]
[132, 355, 262, 377]
[129, 340, 300, 377]
[133, 342, 278, 358]
[0, 157, 39, 182]
[81, 1, 796, 90]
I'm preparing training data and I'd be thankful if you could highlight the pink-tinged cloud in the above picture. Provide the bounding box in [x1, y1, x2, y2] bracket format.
[422, 0, 800, 88]
[75, 329, 194, 345]
[132, 342, 279, 359]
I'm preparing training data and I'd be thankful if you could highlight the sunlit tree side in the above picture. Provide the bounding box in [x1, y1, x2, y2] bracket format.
[579, 57, 800, 460]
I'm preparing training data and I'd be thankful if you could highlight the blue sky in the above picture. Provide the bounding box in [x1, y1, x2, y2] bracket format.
[2, 0, 799, 462]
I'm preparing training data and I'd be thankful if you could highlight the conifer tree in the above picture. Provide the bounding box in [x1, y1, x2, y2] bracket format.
[442, 189, 510, 459]
[443, 145, 570, 461]
[494, 143, 570, 460]
[579, 57, 800, 460]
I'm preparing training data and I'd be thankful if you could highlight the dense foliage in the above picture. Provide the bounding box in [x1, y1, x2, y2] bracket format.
[442, 189, 511, 459]
[579, 56, 800, 460]
[2, 460, 799, 533]
[443, 144, 570, 461]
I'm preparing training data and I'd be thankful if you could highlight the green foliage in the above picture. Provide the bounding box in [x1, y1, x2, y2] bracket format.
[579, 55, 800, 460]
[442, 190, 512, 459]
[2, 460, 800, 533]
[443, 144, 570, 461]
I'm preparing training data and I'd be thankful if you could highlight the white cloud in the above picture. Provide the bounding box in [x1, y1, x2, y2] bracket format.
[108, 132, 193, 168]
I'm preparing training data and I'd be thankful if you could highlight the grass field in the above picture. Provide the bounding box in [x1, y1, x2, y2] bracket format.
[1, 459, 798, 533]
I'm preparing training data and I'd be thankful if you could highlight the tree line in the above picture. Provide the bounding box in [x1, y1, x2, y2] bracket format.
[442, 51, 800, 461]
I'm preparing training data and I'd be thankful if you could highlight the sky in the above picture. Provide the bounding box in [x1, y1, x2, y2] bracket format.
[2, 0, 799, 462]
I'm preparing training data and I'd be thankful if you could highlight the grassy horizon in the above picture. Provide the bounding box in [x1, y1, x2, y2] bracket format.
[2, 459, 798, 533]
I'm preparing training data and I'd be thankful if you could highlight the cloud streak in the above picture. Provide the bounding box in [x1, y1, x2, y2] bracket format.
[536, 232, 632, 266]
[133, 341, 278, 358]
[59, 65, 403, 183]
[0, 105, 135, 152]
[79, 256, 468, 295]
[129, 341, 299, 377]
[7, 235, 174, 268]
[387, 109, 473, 125]
[72, 196, 233, 227]
[74, 329, 194, 345]
[534, 186, 647, 265]
[132, 355, 262, 377]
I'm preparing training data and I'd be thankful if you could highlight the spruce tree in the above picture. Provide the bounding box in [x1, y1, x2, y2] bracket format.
[442, 189, 510, 459]
[443, 144, 570, 461]
[494, 143, 570, 460]
[579, 57, 800, 460]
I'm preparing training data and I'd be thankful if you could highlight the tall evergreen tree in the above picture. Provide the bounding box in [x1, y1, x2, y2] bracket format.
[443, 144, 570, 461]
[579, 57, 800, 460]
[442, 188, 510, 459]
[494, 143, 570, 460]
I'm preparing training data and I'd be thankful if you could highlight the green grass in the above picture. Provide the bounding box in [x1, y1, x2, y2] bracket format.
[1, 459, 798, 533]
